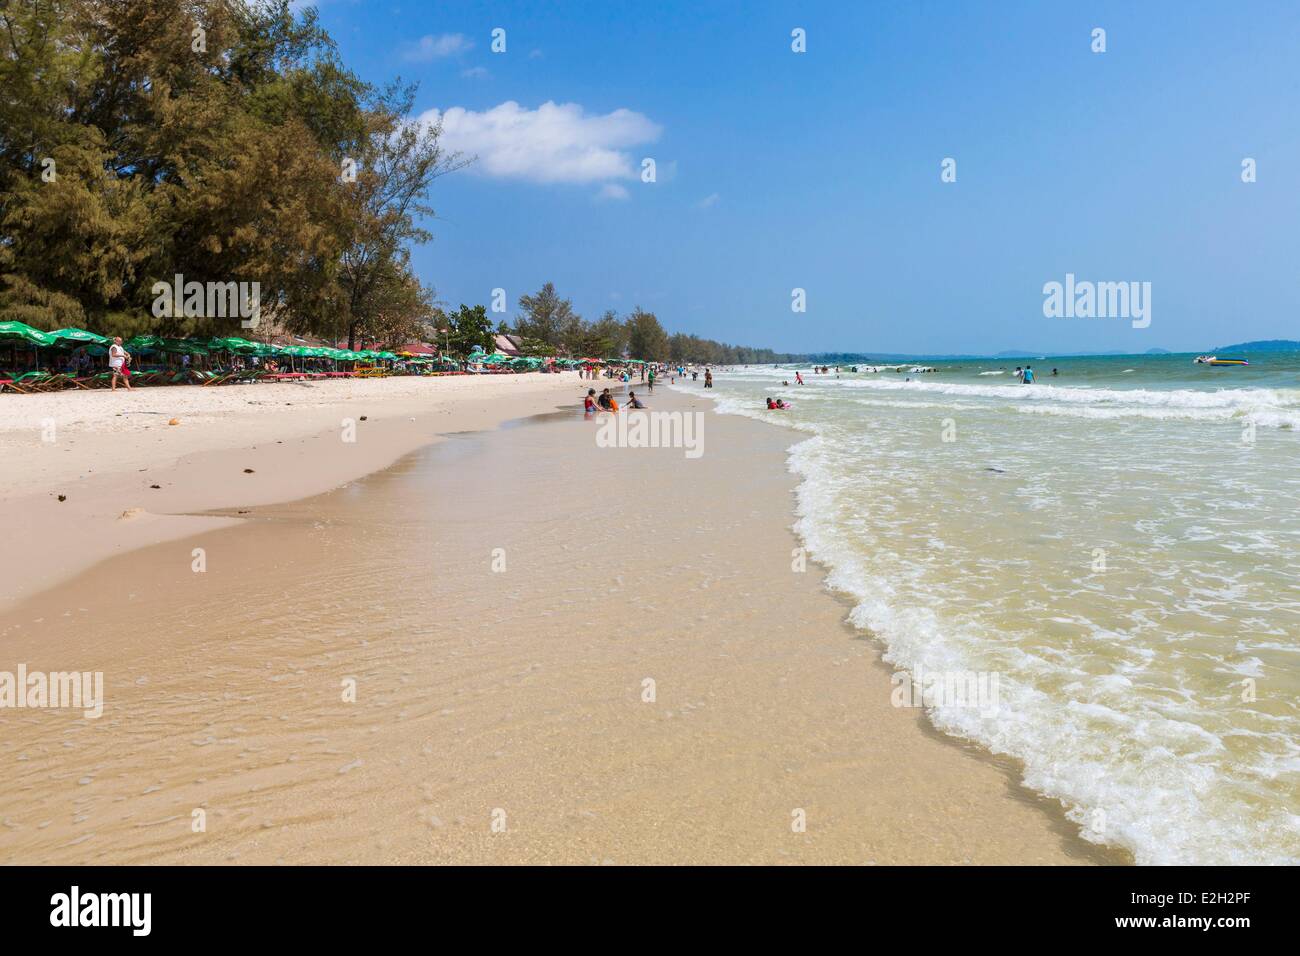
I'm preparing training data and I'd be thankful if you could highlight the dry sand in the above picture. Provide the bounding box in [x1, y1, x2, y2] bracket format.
[0, 378, 1119, 864]
[0, 373, 584, 611]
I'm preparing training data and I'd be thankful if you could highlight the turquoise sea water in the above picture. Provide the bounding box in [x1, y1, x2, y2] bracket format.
[678, 352, 1300, 865]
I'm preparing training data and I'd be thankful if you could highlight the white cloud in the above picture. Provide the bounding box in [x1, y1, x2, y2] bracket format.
[403, 33, 474, 62]
[420, 100, 662, 184]
[696, 193, 720, 208]
[460, 66, 489, 79]
[596, 183, 629, 201]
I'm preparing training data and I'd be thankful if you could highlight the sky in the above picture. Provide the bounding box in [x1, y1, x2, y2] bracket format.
[306, 0, 1300, 355]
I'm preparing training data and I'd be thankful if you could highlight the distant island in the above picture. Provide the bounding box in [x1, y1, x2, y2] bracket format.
[1213, 339, 1300, 353]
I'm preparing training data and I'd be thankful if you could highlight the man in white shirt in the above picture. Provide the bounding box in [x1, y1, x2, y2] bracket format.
[109, 337, 132, 391]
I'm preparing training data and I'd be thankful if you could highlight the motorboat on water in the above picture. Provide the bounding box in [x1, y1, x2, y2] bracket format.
[1195, 355, 1249, 366]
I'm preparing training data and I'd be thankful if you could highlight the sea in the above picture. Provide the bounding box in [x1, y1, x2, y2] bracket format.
[677, 352, 1300, 865]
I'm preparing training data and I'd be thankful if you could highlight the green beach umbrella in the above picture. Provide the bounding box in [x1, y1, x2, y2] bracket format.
[0, 320, 55, 347]
[162, 338, 210, 355]
[47, 327, 111, 347]
[126, 334, 164, 351]
[207, 336, 261, 354]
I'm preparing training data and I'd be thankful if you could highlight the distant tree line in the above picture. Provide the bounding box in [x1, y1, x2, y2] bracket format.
[439, 281, 796, 363]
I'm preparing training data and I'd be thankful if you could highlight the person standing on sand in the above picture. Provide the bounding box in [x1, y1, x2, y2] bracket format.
[647, 367, 655, 391]
[109, 337, 132, 390]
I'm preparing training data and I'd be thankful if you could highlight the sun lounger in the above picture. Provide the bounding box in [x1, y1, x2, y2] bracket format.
[6, 371, 58, 391]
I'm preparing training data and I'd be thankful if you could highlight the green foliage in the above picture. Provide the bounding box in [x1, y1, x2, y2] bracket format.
[441, 303, 494, 358]
[515, 336, 556, 357]
[0, 0, 458, 345]
[507, 284, 781, 363]
[624, 307, 669, 361]
[515, 282, 577, 345]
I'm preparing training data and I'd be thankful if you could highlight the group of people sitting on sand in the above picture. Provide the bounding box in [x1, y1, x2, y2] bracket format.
[583, 387, 647, 416]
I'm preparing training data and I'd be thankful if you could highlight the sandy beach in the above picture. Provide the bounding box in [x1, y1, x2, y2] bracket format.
[0, 374, 584, 611]
[0, 377, 1118, 864]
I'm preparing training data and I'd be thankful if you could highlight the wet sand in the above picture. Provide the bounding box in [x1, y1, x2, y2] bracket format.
[0, 385, 1119, 864]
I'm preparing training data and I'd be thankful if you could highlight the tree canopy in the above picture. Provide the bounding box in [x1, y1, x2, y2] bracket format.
[0, 0, 460, 345]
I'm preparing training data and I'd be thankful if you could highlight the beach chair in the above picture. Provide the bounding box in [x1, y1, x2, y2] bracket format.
[43, 372, 90, 390]
[201, 368, 236, 386]
[7, 371, 56, 391]
[77, 371, 116, 389]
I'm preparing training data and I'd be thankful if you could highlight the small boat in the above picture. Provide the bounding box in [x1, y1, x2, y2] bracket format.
[1195, 355, 1249, 366]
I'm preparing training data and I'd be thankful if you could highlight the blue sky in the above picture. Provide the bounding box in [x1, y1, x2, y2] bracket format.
[310, 0, 1300, 354]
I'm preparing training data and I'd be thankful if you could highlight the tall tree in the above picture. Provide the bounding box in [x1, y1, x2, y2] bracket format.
[442, 303, 494, 357]
[326, 82, 466, 348]
[515, 282, 577, 347]
[624, 307, 669, 361]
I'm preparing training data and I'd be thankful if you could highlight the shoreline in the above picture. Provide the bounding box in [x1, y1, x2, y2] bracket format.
[2, 379, 1120, 864]
[679, 383, 1132, 865]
